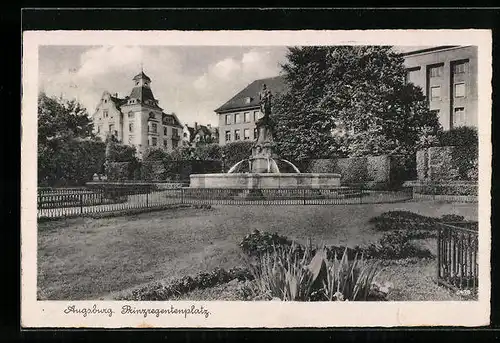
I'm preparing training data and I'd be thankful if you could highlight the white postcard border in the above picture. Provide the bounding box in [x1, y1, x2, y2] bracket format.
[21, 29, 492, 328]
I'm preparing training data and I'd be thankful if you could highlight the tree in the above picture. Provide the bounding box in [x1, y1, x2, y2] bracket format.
[38, 92, 105, 186]
[273, 46, 442, 164]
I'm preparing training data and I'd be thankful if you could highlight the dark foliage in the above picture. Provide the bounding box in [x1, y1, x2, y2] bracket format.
[118, 267, 253, 301]
[239, 228, 433, 261]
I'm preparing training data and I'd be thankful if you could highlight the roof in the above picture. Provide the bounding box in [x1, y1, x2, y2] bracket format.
[162, 112, 183, 128]
[400, 45, 461, 57]
[133, 71, 151, 82]
[129, 86, 161, 108]
[109, 96, 128, 108]
[214, 75, 286, 113]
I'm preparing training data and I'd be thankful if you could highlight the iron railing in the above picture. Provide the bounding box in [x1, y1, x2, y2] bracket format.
[437, 221, 479, 293]
[410, 183, 478, 203]
[37, 186, 413, 219]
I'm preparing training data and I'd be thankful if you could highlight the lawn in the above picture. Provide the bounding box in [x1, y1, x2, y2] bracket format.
[37, 200, 477, 301]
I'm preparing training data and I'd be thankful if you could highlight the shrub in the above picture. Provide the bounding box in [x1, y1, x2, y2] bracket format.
[361, 231, 433, 259]
[240, 228, 433, 261]
[117, 266, 253, 301]
[222, 141, 255, 167]
[105, 162, 131, 181]
[240, 230, 294, 257]
[247, 244, 384, 301]
[436, 127, 478, 181]
[368, 210, 438, 232]
[440, 214, 465, 222]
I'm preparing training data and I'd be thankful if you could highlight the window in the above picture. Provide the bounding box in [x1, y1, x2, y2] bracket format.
[173, 140, 178, 149]
[97, 125, 101, 133]
[430, 86, 441, 99]
[235, 129, 241, 141]
[149, 112, 155, 120]
[235, 113, 242, 124]
[225, 130, 231, 142]
[108, 124, 114, 132]
[103, 110, 109, 118]
[244, 128, 250, 140]
[431, 109, 440, 118]
[172, 128, 179, 137]
[128, 135, 134, 144]
[164, 139, 168, 148]
[151, 123, 158, 133]
[453, 107, 466, 128]
[254, 128, 258, 139]
[455, 82, 466, 97]
[244, 112, 251, 123]
[129, 123, 133, 132]
[128, 111, 134, 118]
[405, 67, 420, 84]
[152, 137, 157, 146]
[254, 111, 263, 121]
[225, 114, 232, 125]
[244, 97, 252, 104]
[183, 132, 187, 138]
[429, 65, 443, 77]
[164, 127, 168, 135]
[453, 61, 468, 74]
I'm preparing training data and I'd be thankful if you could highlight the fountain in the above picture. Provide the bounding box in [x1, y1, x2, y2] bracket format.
[189, 84, 341, 190]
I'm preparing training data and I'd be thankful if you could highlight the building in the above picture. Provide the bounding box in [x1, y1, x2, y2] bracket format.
[402, 45, 478, 130]
[214, 75, 286, 146]
[182, 122, 219, 147]
[92, 71, 183, 158]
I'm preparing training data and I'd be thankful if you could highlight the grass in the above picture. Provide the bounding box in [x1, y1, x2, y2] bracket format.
[37, 200, 478, 300]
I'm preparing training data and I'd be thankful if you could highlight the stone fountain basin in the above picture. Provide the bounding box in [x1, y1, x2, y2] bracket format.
[189, 173, 341, 189]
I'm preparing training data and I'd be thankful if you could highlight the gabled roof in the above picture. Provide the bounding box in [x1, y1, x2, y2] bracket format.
[162, 112, 183, 128]
[214, 75, 287, 113]
[110, 96, 128, 108]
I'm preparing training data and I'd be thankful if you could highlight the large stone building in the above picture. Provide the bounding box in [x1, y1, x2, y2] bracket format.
[92, 71, 183, 158]
[402, 45, 478, 130]
[214, 75, 286, 146]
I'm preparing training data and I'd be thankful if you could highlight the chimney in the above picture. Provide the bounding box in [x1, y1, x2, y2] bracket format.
[113, 92, 118, 97]
[207, 124, 211, 129]
[194, 122, 198, 130]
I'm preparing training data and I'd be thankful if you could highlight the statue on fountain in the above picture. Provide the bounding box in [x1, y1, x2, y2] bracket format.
[254, 84, 275, 153]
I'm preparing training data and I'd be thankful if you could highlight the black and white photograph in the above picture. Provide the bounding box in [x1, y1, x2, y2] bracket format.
[21, 30, 491, 328]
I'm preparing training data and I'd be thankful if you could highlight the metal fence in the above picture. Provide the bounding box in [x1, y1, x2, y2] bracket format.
[437, 222, 479, 293]
[37, 186, 413, 219]
[410, 183, 478, 203]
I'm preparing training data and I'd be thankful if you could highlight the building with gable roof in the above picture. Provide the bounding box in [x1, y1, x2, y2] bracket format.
[92, 70, 183, 158]
[214, 75, 286, 146]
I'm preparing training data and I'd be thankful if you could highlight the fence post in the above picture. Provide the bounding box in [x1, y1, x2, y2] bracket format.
[146, 191, 149, 208]
[79, 193, 83, 214]
[181, 187, 184, 205]
[303, 188, 306, 205]
[437, 224, 441, 283]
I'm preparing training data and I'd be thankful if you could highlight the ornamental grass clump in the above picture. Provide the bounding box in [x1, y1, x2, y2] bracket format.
[247, 243, 383, 301]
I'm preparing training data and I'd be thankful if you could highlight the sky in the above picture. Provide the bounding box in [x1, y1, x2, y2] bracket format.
[38, 45, 289, 127]
[38, 45, 430, 127]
